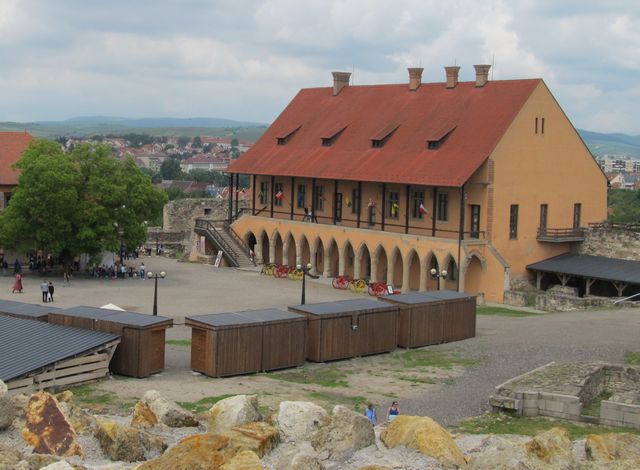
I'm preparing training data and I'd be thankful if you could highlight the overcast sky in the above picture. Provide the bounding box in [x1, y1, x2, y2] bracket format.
[0, 0, 638, 133]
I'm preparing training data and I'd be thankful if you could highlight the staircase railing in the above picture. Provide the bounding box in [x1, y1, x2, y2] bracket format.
[194, 219, 240, 267]
[223, 222, 257, 266]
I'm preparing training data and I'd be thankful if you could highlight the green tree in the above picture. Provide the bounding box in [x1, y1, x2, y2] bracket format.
[177, 136, 191, 148]
[160, 158, 183, 180]
[608, 188, 640, 223]
[0, 140, 167, 267]
[192, 136, 203, 148]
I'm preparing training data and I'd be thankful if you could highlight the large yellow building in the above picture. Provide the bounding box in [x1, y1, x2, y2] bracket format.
[227, 66, 607, 302]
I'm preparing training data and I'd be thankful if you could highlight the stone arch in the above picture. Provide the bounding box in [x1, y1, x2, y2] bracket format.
[390, 247, 403, 289]
[325, 238, 339, 277]
[442, 253, 458, 291]
[463, 253, 484, 295]
[260, 230, 270, 264]
[244, 230, 257, 252]
[298, 234, 311, 267]
[373, 245, 388, 283]
[406, 249, 421, 291]
[283, 232, 296, 266]
[313, 237, 325, 276]
[355, 242, 371, 280]
[272, 231, 283, 265]
[425, 252, 440, 291]
[341, 240, 355, 278]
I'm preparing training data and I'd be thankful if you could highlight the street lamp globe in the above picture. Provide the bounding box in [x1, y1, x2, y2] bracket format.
[441, 270, 447, 278]
[147, 271, 153, 279]
[296, 264, 302, 270]
[430, 268, 437, 276]
[160, 271, 166, 278]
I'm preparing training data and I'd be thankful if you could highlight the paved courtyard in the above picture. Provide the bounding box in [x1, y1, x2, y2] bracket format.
[0, 256, 638, 425]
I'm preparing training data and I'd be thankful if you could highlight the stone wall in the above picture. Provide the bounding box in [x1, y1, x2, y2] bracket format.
[162, 199, 249, 231]
[579, 225, 640, 260]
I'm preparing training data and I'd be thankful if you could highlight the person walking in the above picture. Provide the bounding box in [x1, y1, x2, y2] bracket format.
[47, 281, 55, 302]
[364, 403, 377, 425]
[12, 273, 23, 293]
[139, 262, 146, 279]
[40, 280, 49, 302]
[386, 401, 400, 423]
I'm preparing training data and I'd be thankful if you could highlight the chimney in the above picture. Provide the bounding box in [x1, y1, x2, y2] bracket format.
[332, 72, 351, 96]
[474, 64, 491, 87]
[408, 67, 424, 91]
[444, 66, 460, 89]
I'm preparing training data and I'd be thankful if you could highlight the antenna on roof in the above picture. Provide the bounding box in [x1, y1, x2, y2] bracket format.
[352, 64, 355, 85]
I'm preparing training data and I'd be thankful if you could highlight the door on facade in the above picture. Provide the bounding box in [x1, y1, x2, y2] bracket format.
[335, 193, 342, 223]
[470, 205, 480, 238]
[539, 204, 548, 235]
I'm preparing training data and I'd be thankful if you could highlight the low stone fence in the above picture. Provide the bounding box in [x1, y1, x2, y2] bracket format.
[601, 400, 640, 428]
[504, 289, 637, 312]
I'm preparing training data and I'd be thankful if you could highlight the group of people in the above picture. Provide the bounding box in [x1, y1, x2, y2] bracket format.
[302, 207, 318, 223]
[364, 401, 400, 426]
[40, 281, 55, 302]
[89, 262, 146, 280]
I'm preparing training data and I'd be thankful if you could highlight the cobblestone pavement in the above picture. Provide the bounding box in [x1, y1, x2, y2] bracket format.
[0, 257, 638, 425]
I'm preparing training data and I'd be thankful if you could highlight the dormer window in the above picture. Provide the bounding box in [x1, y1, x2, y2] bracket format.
[321, 125, 347, 147]
[371, 123, 399, 148]
[275, 125, 301, 145]
[425, 125, 456, 150]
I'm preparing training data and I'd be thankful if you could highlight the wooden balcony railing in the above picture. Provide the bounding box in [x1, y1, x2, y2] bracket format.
[537, 227, 584, 242]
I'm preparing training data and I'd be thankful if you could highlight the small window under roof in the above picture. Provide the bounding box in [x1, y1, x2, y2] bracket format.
[321, 124, 347, 147]
[426, 124, 456, 150]
[276, 125, 301, 145]
[371, 123, 399, 148]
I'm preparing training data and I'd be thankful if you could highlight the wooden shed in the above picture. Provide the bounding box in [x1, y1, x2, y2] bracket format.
[288, 299, 398, 362]
[0, 299, 60, 322]
[380, 290, 476, 347]
[48, 306, 173, 378]
[186, 309, 307, 378]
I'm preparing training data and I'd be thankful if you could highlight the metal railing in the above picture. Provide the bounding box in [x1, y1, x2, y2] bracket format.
[537, 227, 585, 240]
[613, 292, 640, 304]
[223, 222, 257, 266]
[194, 219, 240, 267]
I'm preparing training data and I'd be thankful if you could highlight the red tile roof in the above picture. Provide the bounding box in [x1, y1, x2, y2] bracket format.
[0, 132, 34, 185]
[228, 79, 541, 187]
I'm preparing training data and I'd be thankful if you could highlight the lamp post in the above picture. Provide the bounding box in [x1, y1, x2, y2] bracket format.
[147, 271, 166, 316]
[297, 263, 319, 305]
[430, 268, 447, 290]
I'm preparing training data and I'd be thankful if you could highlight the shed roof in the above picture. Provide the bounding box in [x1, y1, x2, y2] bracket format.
[527, 253, 640, 284]
[381, 290, 473, 305]
[227, 79, 540, 187]
[290, 298, 393, 316]
[57, 306, 173, 328]
[186, 309, 304, 327]
[0, 315, 119, 382]
[0, 299, 60, 320]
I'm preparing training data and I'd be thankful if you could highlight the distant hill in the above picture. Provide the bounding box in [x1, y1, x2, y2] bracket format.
[578, 129, 640, 158]
[0, 116, 267, 138]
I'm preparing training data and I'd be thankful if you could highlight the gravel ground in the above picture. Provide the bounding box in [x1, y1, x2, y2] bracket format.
[401, 307, 640, 425]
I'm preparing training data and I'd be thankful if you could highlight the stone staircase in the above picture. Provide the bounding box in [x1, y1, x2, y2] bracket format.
[194, 219, 256, 269]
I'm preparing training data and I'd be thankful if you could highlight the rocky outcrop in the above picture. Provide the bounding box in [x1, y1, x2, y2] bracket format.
[40, 461, 75, 470]
[0, 443, 62, 469]
[21, 392, 83, 457]
[525, 427, 574, 468]
[275, 401, 330, 444]
[312, 405, 375, 459]
[208, 395, 262, 434]
[137, 434, 237, 470]
[131, 401, 159, 429]
[381, 415, 467, 468]
[0, 381, 15, 431]
[220, 450, 263, 470]
[95, 419, 167, 462]
[585, 433, 640, 463]
[224, 421, 279, 458]
[138, 390, 198, 428]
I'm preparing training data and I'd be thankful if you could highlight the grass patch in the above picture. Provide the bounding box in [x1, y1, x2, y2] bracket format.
[393, 349, 478, 369]
[477, 306, 539, 317]
[307, 391, 368, 411]
[398, 375, 437, 384]
[178, 394, 235, 414]
[455, 412, 640, 439]
[582, 391, 613, 417]
[67, 385, 117, 406]
[269, 365, 349, 388]
[625, 351, 640, 365]
[166, 339, 192, 347]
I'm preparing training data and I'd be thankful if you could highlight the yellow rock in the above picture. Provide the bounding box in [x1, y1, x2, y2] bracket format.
[220, 450, 263, 470]
[586, 433, 640, 462]
[357, 466, 393, 470]
[380, 415, 466, 468]
[525, 426, 574, 466]
[131, 401, 159, 429]
[224, 421, 279, 458]
[137, 433, 235, 470]
[54, 390, 74, 403]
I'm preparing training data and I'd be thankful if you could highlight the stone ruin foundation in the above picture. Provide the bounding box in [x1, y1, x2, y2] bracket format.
[490, 362, 640, 429]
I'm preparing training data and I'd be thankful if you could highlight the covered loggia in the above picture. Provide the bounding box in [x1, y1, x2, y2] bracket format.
[374, 245, 388, 283]
[390, 247, 403, 290]
[342, 241, 355, 278]
[407, 249, 421, 291]
[356, 243, 372, 280]
[284, 232, 296, 266]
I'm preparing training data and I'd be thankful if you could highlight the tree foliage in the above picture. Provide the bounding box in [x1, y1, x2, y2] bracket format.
[160, 158, 184, 180]
[0, 140, 167, 264]
[608, 188, 640, 223]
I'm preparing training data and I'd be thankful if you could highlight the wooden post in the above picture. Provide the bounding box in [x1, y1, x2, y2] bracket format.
[536, 271, 543, 290]
[585, 278, 595, 296]
[290, 177, 295, 220]
[404, 185, 410, 234]
[270, 175, 275, 218]
[381, 183, 386, 231]
[357, 181, 362, 228]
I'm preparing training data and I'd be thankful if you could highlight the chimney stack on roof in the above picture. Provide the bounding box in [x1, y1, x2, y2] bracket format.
[332, 72, 351, 96]
[408, 67, 424, 91]
[474, 64, 491, 87]
[444, 66, 460, 89]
